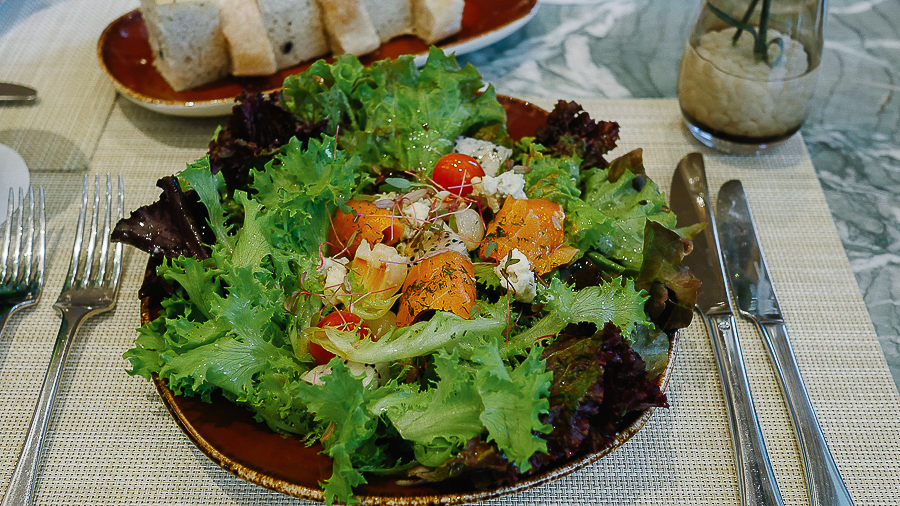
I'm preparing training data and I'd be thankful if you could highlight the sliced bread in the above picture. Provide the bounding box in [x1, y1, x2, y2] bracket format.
[140, 0, 230, 92]
[316, 0, 381, 56]
[360, 0, 414, 43]
[219, 0, 278, 76]
[257, 0, 330, 69]
[412, 0, 464, 45]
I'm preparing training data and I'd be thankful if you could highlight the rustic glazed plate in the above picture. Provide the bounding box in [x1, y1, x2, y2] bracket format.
[140, 97, 679, 504]
[97, 0, 540, 117]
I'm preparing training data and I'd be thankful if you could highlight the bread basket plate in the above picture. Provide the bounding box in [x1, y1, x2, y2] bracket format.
[97, 0, 540, 118]
[140, 95, 679, 504]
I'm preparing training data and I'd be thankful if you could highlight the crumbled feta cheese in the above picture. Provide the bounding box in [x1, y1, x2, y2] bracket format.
[472, 171, 528, 212]
[414, 222, 468, 261]
[453, 136, 512, 177]
[300, 360, 389, 388]
[401, 199, 432, 226]
[317, 256, 349, 304]
[434, 190, 451, 201]
[493, 248, 537, 303]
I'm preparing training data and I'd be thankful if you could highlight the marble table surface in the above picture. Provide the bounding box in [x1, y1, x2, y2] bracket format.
[460, 0, 900, 389]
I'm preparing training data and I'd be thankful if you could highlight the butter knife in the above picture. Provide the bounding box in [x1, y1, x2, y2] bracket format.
[0, 82, 37, 102]
[717, 180, 855, 506]
[670, 153, 783, 506]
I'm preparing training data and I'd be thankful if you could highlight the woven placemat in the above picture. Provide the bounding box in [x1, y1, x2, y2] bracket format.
[0, 0, 135, 171]
[1, 97, 898, 505]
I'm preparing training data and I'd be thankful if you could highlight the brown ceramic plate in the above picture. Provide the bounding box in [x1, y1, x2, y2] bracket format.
[141, 96, 679, 504]
[98, 0, 540, 117]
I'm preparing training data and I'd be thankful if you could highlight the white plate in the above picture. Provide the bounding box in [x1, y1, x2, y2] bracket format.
[0, 143, 30, 224]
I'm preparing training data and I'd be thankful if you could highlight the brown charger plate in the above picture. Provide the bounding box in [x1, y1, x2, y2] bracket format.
[98, 0, 540, 117]
[140, 96, 679, 504]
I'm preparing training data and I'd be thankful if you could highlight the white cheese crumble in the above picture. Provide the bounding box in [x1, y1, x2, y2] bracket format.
[453, 136, 512, 177]
[401, 199, 432, 227]
[317, 256, 349, 304]
[472, 171, 528, 212]
[494, 248, 537, 303]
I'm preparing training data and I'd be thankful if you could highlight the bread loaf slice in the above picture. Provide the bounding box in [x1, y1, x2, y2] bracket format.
[317, 0, 381, 56]
[140, 0, 230, 92]
[219, 0, 278, 76]
[360, 0, 414, 43]
[257, 0, 330, 69]
[412, 0, 464, 45]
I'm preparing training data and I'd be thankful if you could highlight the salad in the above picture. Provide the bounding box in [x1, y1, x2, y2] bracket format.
[112, 48, 701, 505]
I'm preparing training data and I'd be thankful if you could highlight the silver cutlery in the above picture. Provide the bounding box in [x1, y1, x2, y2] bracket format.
[717, 179, 855, 506]
[1, 175, 124, 506]
[0, 186, 45, 334]
[670, 153, 783, 506]
[0, 82, 37, 102]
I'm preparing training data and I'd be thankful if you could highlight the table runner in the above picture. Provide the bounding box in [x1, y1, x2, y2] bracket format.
[1, 96, 898, 505]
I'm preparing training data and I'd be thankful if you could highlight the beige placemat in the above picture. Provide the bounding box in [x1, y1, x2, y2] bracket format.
[0, 0, 137, 171]
[1, 97, 898, 505]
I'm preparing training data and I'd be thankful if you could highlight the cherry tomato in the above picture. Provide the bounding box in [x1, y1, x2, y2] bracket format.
[309, 311, 372, 365]
[432, 153, 485, 197]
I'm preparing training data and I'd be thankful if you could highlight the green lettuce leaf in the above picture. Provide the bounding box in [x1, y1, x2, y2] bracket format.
[282, 47, 507, 173]
[473, 345, 551, 472]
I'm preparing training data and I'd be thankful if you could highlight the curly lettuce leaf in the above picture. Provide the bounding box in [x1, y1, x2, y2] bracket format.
[373, 344, 551, 472]
[252, 135, 365, 261]
[282, 47, 507, 173]
[504, 277, 650, 355]
[373, 350, 485, 467]
[296, 360, 394, 506]
[473, 345, 552, 472]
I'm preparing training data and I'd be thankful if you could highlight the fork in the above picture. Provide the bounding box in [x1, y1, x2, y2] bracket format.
[1, 175, 124, 506]
[0, 186, 46, 333]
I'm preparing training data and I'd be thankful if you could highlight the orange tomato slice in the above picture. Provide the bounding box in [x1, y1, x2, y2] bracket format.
[479, 197, 578, 275]
[395, 251, 477, 327]
[328, 199, 403, 257]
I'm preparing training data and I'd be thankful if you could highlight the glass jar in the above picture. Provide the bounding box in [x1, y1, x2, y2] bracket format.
[677, 0, 827, 154]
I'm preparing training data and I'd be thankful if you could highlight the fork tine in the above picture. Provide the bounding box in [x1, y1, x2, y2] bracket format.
[97, 175, 112, 283]
[22, 187, 35, 284]
[1, 187, 12, 282]
[110, 175, 124, 289]
[10, 188, 24, 285]
[64, 176, 89, 289]
[82, 176, 101, 287]
[36, 187, 46, 289]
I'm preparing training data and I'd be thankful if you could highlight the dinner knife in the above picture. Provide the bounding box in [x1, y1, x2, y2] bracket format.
[717, 180, 855, 506]
[669, 153, 783, 506]
[0, 82, 37, 102]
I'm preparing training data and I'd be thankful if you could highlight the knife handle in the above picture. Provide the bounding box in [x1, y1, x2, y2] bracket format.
[703, 312, 784, 506]
[758, 322, 855, 506]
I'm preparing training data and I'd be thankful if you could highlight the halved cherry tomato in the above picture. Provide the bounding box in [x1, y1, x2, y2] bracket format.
[309, 311, 372, 365]
[432, 153, 485, 197]
[396, 251, 476, 327]
[328, 200, 404, 257]
[479, 197, 579, 275]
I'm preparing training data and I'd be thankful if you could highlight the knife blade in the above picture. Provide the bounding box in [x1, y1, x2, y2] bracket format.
[669, 153, 783, 506]
[0, 82, 37, 102]
[717, 180, 855, 506]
